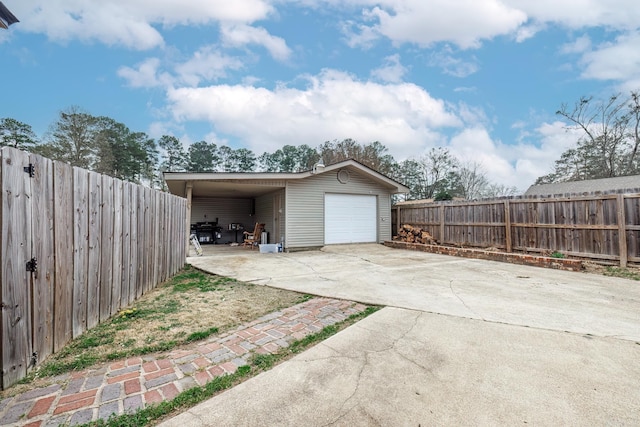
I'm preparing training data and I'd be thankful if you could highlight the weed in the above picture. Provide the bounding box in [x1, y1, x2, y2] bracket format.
[550, 251, 565, 259]
[604, 267, 640, 281]
[297, 294, 314, 303]
[185, 327, 219, 343]
[250, 353, 278, 370]
[38, 353, 98, 377]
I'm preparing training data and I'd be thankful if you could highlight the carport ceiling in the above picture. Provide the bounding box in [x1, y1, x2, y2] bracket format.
[166, 180, 285, 198]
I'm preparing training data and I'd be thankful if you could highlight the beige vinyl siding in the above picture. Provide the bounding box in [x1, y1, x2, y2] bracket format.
[254, 192, 274, 243]
[191, 197, 253, 243]
[254, 189, 286, 244]
[285, 167, 392, 248]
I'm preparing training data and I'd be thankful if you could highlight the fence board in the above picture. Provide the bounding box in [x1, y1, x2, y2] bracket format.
[100, 175, 114, 322]
[72, 168, 89, 338]
[136, 186, 144, 299]
[121, 183, 132, 306]
[30, 153, 55, 366]
[111, 179, 123, 316]
[1, 148, 32, 388]
[86, 172, 102, 330]
[129, 184, 138, 304]
[152, 191, 160, 287]
[143, 187, 152, 294]
[53, 161, 74, 353]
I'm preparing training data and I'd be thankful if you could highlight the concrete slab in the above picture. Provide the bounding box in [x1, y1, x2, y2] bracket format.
[160, 307, 640, 426]
[160, 244, 640, 426]
[188, 244, 640, 341]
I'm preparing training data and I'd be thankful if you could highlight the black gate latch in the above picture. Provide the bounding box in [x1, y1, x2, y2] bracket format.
[24, 163, 35, 177]
[26, 258, 37, 273]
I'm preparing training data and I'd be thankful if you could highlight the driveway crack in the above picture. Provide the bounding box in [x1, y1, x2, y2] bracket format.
[449, 280, 485, 321]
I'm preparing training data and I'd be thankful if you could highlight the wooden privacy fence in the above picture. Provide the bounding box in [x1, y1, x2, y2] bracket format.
[392, 193, 640, 267]
[0, 147, 187, 389]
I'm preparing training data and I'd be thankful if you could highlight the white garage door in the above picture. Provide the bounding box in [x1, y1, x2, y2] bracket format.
[325, 194, 377, 244]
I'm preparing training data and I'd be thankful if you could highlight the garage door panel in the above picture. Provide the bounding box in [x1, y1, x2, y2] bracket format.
[325, 194, 376, 244]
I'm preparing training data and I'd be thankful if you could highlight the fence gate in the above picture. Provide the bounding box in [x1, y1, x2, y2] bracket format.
[1, 148, 54, 389]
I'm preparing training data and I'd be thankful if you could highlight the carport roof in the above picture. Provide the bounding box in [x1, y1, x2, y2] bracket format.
[164, 159, 409, 198]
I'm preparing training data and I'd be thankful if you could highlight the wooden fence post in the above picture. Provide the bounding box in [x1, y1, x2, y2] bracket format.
[504, 200, 512, 253]
[439, 204, 445, 244]
[616, 194, 628, 268]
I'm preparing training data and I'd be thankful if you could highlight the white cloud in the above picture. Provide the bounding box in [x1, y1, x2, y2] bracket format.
[429, 46, 479, 77]
[343, 0, 527, 49]
[579, 31, 640, 87]
[118, 58, 173, 88]
[220, 23, 292, 61]
[119, 48, 245, 88]
[13, 0, 274, 49]
[506, 0, 640, 31]
[175, 47, 245, 86]
[166, 69, 460, 156]
[446, 120, 582, 191]
[560, 35, 592, 54]
[370, 54, 407, 83]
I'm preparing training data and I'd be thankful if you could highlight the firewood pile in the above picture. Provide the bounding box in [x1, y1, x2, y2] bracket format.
[393, 224, 437, 245]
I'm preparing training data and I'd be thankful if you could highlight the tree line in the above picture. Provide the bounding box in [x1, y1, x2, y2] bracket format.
[1, 105, 518, 200]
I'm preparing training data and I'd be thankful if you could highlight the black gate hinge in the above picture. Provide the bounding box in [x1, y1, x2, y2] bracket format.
[26, 258, 37, 273]
[24, 163, 35, 177]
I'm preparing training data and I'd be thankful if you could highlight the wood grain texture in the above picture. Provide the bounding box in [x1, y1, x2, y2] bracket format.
[30, 153, 55, 367]
[52, 161, 73, 353]
[1, 148, 32, 388]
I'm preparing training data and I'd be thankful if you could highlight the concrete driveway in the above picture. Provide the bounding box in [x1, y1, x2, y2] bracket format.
[161, 244, 640, 426]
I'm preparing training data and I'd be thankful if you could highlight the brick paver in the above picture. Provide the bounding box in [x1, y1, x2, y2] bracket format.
[0, 297, 367, 426]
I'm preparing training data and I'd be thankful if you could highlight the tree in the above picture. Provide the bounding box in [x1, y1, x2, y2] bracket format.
[93, 117, 158, 184]
[416, 147, 460, 199]
[38, 106, 99, 168]
[187, 141, 218, 172]
[318, 139, 396, 174]
[158, 135, 187, 172]
[232, 148, 256, 172]
[0, 118, 38, 150]
[258, 144, 320, 172]
[456, 161, 490, 200]
[539, 91, 640, 183]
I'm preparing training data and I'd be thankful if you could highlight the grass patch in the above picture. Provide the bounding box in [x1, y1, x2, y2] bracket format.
[185, 327, 220, 343]
[80, 304, 381, 427]
[604, 266, 640, 281]
[22, 265, 312, 384]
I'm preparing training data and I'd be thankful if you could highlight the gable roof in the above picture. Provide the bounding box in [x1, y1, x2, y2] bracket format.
[164, 159, 410, 198]
[524, 175, 640, 197]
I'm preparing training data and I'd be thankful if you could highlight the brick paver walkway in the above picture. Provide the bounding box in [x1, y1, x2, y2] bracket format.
[0, 298, 367, 427]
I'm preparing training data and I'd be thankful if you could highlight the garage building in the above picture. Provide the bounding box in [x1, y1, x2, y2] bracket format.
[164, 159, 409, 251]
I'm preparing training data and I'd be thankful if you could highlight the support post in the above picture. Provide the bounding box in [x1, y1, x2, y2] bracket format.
[616, 194, 628, 268]
[439, 204, 445, 244]
[504, 200, 512, 253]
[185, 182, 193, 256]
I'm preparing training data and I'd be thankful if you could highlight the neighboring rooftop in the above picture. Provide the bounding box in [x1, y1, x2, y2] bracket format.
[524, 175, 640, 197]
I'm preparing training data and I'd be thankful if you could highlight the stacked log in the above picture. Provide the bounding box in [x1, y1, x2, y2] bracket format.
[393, 224, 437, 245]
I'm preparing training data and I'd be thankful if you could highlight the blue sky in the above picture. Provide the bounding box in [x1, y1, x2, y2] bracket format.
[1, 1, 639, 191]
